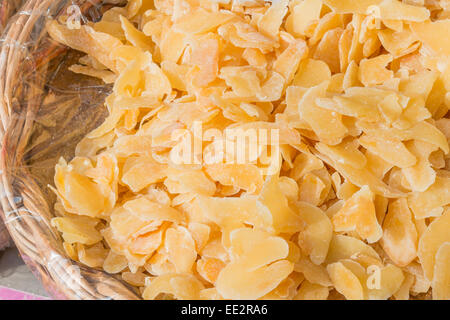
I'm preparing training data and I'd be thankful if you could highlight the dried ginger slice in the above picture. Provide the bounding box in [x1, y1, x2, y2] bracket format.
[204, 163, 263, 194]
[142, 274, 205, 300]
[294, 201, 333, 265]
[165, 226, 197, 273]
[294, 281, 329, 300]
[327, 261, 365, 300]
[51, 216, 102, 245]
[258, 174, 303, 234]
[332, 186, 383, 243]
[431, 242, 450, 300]
[216, 228, 293, 300]
[381, 198, 418, 267]
[298, 81, 348, 145]
[257, 0, 289, 39]
[408, 176, 450, 219]
[417, 209, 450, 281]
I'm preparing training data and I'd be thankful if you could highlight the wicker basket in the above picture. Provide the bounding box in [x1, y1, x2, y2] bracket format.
[0, 0, 140, 299]
[0, 0, 26, 251]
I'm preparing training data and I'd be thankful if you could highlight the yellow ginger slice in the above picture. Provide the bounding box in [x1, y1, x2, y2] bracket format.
[258, 174, 303, 234]
[327, 262, 365, 300]
[294, 281, 329, 300]
[195, 196, 274, 233]
[294, 201, 333, 265]
[358, 134, 416, 169]
[332, 186, 383, 243]
[298, 81, 348, 146]
[51, 216, 102, 245]
[143, 274, 205, 300]
[381, 199, 418, 267]
[432, 242, 450, 300]
[418, 209, 450, 281]
[204, 163, 263, 194]
[326, 234, 380, 264]
[408, 176, 450, 219]
[165, 226, 197, 273]
[216, 228, 293, 299]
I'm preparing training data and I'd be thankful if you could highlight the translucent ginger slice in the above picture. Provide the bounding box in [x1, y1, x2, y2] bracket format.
[217, 21, 277, 53]
[160, 29, 186, 63]
[411, 20, 450, 56]
[316, 150, 404, 198]
[316, 139, 367, 170]
[381, 199, 418, 267]
[113, 134, 153, 157]
[405, 261, 431, 294]
[286, 0, 322, 37]
[77, 243, 108, 268]
[298, 172, 326, 206]
[323, 0, 429, 22]
[219, 66, 262, 98]
[142, 274, 205, 300]
[293, 59, 332, 88]
[173, 7, 234, 34]
[309, 13, 344, 46]
[103, 251, 128, 274]
[122, 271, 148, 287]
[298, 81, 348, 146]
[314, 28, 344, 74]
[327, 262, 365, 300]
[258, 174, 303, 234]
[294, 256, 332, 287]
[294, 281, 329, 300]
[332, 186, 383, 243]
[204, 163, 263, 194]
[408, 176, 450, 219]
[273, 39, 308, 85]
[54, 159, 109, 218]
[197, 258, 226, 284]
[122, 196, 185, 225]
[195, 196, 273, 233]
[165, 226, 197, 273]
[257, 0, 288, 39]
[294, 202, 333, 265]
[393, 273, 415, 300]
[358, 134, 416, 169]
[46, 21, 122, 73]
[358, 54, 394, 87]
[325, 234, 380, 264]
[290, 152, 324, 181]
[120, 15, 153, 52]
[187, 34, 220, 87]
[128, 226, 166, 255]
[402, 140, 438, 192]
[431, 242, 450, 300]
[165, 168, 216, 196]
[51, 216, 102, 245]
[121, 156, 167, 192]
[377, 28, 419, 58]
[357, 121, 449, 155]
[366, 264, 405, 300]
[200, 288, 224, 300]
[216, 259, 293, 300]
[188, 223, 210, 252]
[417, 209, 450, 281]
[228, 228, 289, 269]
[69, 64, 117, 83]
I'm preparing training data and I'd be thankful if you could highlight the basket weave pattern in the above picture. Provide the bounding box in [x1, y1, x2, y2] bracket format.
[0, 0, 26, 251]
[0, 0, 140, 299]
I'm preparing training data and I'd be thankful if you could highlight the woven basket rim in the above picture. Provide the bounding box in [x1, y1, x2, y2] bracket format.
[0, 0, 140, 300]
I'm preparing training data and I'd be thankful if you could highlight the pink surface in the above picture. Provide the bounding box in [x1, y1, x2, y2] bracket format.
[0, 286, 49, 300]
